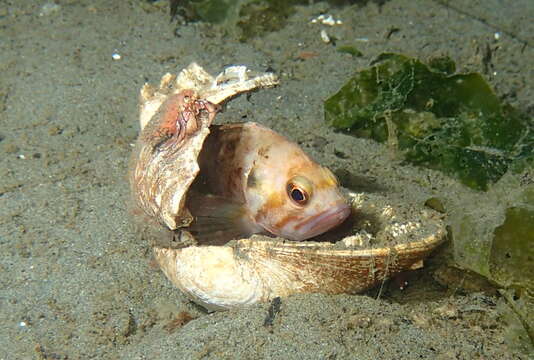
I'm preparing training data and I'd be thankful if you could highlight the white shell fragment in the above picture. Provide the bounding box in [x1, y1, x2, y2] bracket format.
[320, 29, 330, 44]
[310, 14, 343, 26]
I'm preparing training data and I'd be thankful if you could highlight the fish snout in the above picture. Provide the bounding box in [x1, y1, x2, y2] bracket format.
[290, 202, 351, 241]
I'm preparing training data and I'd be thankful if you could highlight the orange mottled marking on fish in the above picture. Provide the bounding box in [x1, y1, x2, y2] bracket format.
[293, 210, 324, 231]
[254, 191, 284, 223]
[289, 165, 338, 190]
[273, 213, 298, 230]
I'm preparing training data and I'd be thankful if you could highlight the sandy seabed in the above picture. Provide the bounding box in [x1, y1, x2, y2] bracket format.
[0, 0, 532, 359]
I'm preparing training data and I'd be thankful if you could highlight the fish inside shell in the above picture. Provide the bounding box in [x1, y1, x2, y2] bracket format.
[187, 122, 351, 243]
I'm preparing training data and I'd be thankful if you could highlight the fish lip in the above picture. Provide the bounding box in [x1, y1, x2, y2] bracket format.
[294, 203, 351, 240]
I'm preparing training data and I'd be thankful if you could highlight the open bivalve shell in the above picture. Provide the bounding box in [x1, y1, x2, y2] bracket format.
[153, 192, 446, 310]
[130, 63, 446, 311]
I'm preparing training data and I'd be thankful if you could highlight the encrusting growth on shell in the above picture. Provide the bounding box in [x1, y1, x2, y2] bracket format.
[130, 63, 279, 230]
[138, 63, 279, 131]
[129, 63, 447, 310]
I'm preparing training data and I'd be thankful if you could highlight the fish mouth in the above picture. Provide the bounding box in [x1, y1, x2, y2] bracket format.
[293, 203, 351, 240]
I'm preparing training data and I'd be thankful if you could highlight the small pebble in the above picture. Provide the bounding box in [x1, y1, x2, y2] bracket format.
[320, 29, 330, 43]
[410, 312, 431, 328]
[346, 315, 372, 329]
[112, 51, 121, 60]
[311, 14, 342, 26]
[434, 304, 459, 319]
[39, 2, 61, 17]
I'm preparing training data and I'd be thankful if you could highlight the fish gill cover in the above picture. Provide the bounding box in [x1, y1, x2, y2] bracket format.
[324, 53, 533, 191]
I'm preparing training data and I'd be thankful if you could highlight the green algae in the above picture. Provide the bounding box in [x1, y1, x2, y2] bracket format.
[490, 195, 534, 291]
[452, 186, 533, 299]
[171, 0, 371, 41]
[174, 0, 308, 40]
[424, 197, 446, 213]
[324, 53, 532, 190]
[492, 195, 534, 349]
[237, 0, 307, 41]
[187, 0, 231, 23]
[336, 45, 363, 57]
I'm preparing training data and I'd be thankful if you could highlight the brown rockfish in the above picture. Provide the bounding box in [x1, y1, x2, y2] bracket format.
[187, 122, 350, 242]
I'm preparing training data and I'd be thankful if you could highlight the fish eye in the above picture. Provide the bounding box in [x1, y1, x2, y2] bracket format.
[286, 176, 313, 206]
[290, 187, 306, 203]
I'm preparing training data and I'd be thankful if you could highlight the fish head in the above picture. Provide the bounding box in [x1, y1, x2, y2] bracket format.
[246, 145, 350, 241]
